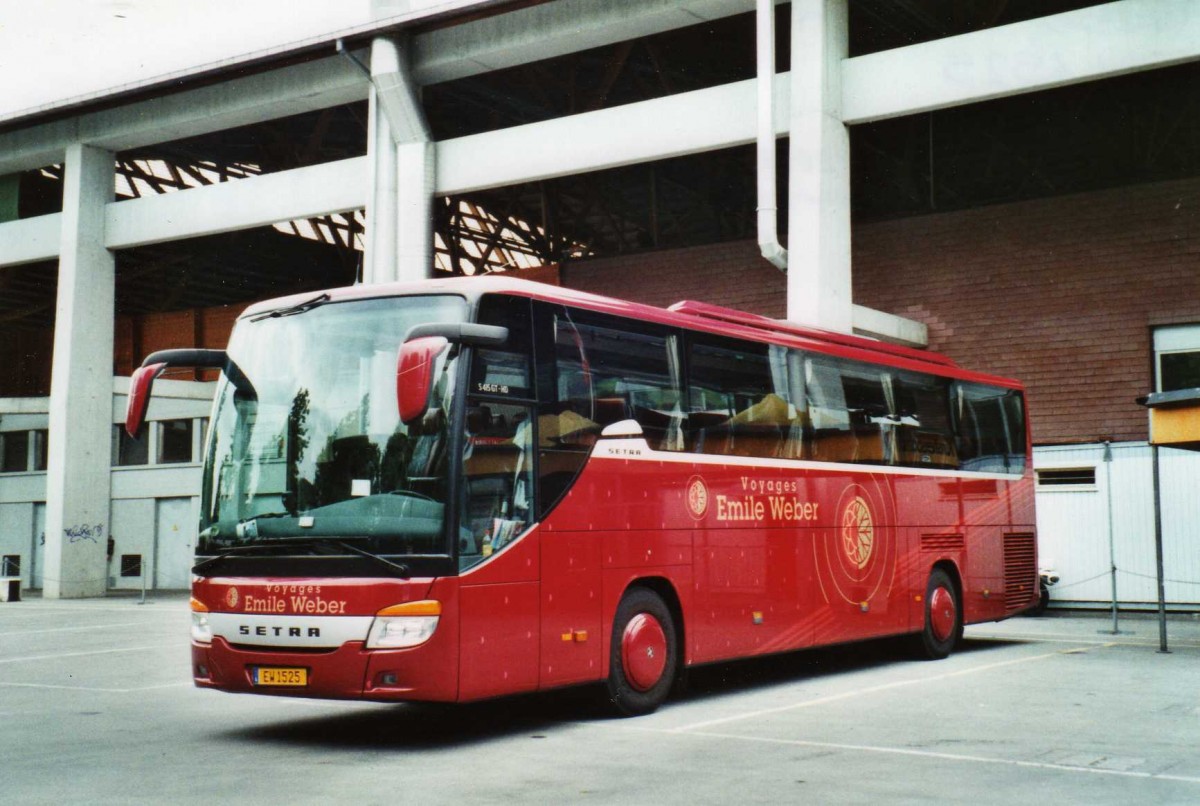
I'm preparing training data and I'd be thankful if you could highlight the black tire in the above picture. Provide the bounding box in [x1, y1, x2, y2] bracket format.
[914, 568, 961, 660]
[606, 587, 678, 717]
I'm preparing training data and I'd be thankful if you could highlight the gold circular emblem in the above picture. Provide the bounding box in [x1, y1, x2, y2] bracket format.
[225, 586, 239, 608]
[841, 496, 874, 569]
[686, 476, 708, 519]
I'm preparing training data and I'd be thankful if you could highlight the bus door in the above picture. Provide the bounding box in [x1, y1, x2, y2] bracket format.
[456, 296, 542, 700]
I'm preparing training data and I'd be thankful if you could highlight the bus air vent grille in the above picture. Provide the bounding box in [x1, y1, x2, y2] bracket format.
[1003, 532, 1037, 610]
[921, 533, 964, 552]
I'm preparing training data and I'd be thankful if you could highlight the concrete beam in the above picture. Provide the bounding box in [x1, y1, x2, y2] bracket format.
[0, 214, 62, 267]
[0, 0, 755, 176]
[437, 73, 789, 195]
[413, 0, 755, 85]
[105, 157, 368, 249]
[0, 56, 368, 176]
[842, 0, 1200, 124]
[851, 304, 928, 348]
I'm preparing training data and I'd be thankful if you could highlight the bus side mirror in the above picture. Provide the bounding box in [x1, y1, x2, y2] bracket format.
[125, 362, 167, 439]
[398, 337, 449, 425]
[124, 348, 236, 439]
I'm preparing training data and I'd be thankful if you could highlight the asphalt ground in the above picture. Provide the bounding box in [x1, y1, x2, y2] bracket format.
[2, 594, 1199, 805]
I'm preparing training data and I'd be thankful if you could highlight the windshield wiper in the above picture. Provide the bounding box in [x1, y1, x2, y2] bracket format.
[323, 538, 411, 579]
[193, 536, 411, 578]
[249, 293, 331, 322]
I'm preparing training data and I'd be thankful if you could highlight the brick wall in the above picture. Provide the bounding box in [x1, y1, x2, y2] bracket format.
[563, 177, 1200, 445]
[562, 240, 786, 316]
[0, 304, 245, 396]
[852, 177, 1200, 445]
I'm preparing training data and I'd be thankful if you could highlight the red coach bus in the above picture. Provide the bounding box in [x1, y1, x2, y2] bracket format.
[126, 276, 1036, 715]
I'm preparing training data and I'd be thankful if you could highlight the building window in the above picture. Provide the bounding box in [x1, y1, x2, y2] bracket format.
[1, 431, 29, 472]
[120, 554, 143, 577]
[112, 426, 149, 466]
[1154, 325, 1200, 392]
[158, 419, 194, 464]
[1, 555, 19, 576]
[31, 430, 48, 471]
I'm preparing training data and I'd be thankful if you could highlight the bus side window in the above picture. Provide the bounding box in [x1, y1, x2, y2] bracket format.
[553, 312, 682, 450]
[955, 383, 1026, 473]
[806, 357, 855, 463]
[535, 306, 684, 518]
[461, 401, 533, 570]
[686, 337, 795, 459]
[892, 371, 957, 469]
[472, 295, 533, 399]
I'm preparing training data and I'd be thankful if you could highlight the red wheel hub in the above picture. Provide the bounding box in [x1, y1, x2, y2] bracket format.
[621, 613, 668, 692]
[929, 585, 956, 642]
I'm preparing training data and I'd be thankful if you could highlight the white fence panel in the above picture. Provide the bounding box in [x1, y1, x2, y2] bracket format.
[1035, 442, 1200, 609]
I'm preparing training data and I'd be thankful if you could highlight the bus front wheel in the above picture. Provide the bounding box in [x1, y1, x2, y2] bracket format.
[607, 588, 678, 716]
[915, 568, 961, 660]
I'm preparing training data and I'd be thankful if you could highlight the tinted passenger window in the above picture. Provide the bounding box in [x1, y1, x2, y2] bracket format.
[956, 383, 1026, 473]
[892, 372, 956, 468]
[534, 305, 683, 517]
[687, 338, 800, 458]
[552, 311, 682, 450]
[806, 357, 891, 464]
[472, 295, 533, 400]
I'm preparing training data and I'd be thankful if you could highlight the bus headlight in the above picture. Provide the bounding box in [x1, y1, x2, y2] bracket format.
[366, 600, 441, 649]
[190, 598, 213, 644]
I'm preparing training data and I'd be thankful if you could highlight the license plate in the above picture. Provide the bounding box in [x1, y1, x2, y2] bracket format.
[253, 667, 307, 687]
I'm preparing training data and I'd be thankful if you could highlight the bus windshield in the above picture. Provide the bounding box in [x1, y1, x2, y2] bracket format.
[197, 294, 467, 558]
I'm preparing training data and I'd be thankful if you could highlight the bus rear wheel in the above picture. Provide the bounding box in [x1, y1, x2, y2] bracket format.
[915, 568, 961, 660]
[606, 588, 678, 716]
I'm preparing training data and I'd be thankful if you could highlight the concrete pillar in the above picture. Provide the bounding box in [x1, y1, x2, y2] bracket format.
[396, 139, 435, 282]
[44, 143, 115, 599]
[363, 36, 433, 285]
[364, 39, 399, 284]
[786, 0, 852, 332]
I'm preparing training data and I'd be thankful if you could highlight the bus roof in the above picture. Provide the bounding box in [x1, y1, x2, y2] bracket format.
[240, 275, 1026, 387]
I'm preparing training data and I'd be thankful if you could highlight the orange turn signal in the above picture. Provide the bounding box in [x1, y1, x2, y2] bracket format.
[376, 600, 441, 617]
[190, 597, 210, 613]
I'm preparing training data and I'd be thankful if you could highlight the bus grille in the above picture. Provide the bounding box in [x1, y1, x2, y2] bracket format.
[1003, 532, 1037, 611]
[921, 532, 964, 552]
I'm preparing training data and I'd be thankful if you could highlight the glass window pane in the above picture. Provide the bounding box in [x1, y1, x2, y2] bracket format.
[1, 431, 29, 472]
[955, 383, 1026, 474]
[552, 311, 682, 450]
[461, 401, 534, 571]
[687, 338, 796, 458]
[892, 372, 957, 469]
[1161, 351, 1200, 392]
[32, 430, 48, 471]
[471, 294, 533, 399]
[112, 426, 149, 467]
[157, 419, 194, 464]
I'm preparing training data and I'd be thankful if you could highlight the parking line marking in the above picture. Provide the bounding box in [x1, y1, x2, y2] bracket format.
[972, 632, 1200, 649]
[0, 622, 148, 637]
[1, 604, 186, 614]
[670, 650, 1063, 733]
[676, 730, 1200, 786]
[0, 645, 169, 665]
[0, 680, 191, 693]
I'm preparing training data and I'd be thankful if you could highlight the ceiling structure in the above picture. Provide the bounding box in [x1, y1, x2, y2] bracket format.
[4, 0, 1196, 333]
